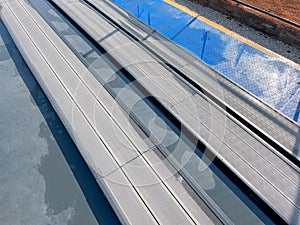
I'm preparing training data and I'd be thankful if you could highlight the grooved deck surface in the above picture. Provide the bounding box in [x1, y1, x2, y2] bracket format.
[85, 0, 300, 160]
[0, 0, 217, 224]
[2, 0, 300, 223]
[50, 0, 300, 223]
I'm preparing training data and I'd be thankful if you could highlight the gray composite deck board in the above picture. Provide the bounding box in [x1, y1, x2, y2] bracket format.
[85, 0, 300, 158]
[55, 0, 194, 105]
[0, 0, 218, 224]
[173, 98, 300, 219]
[0, 1, 158, 223]
[5, 0, 143, 167]
[122, 155, 195, 224]
[0, 0, 123, 176]
[142, 148, 221, 225]
[51, 0, 300, 223]
[100, 168, 158, 225]
[175, 95, 300, 185]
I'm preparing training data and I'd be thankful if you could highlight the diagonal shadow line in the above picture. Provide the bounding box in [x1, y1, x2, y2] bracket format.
[171, 15, 198, 40]
[293, 100, 300, 122]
